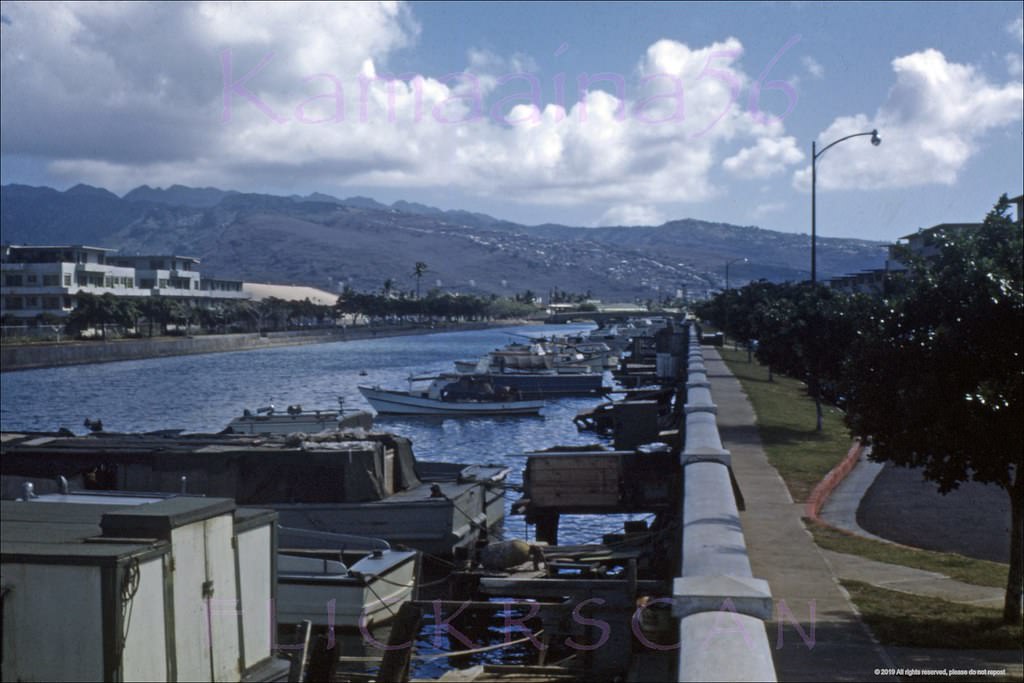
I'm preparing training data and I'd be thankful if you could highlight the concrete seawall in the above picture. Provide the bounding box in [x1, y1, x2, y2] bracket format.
[1, 321, 515, 372]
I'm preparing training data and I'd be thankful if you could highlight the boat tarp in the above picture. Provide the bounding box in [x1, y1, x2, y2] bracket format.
[359, 433, 421, 491]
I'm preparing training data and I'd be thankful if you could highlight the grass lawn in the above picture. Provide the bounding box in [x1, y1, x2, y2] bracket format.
[842, 580, 1021, 650]
[717, 346, 852, 502]
[718, 344, 1011, 589]
[808, 521, 1009, 589]
[715, 341, 1018, 652]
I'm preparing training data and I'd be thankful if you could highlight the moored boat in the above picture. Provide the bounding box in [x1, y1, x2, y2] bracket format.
[456, 337, 617, 374]
[358, 375, 545, 416]
[461, 367, 607, 399]
[0, 429, 510, 558]
[225, 398, 373, 435]
[275, 526, 418, 628]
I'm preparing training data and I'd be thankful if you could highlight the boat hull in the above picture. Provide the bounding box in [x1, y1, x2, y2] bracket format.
[276, 550, 418, 628]
[272, 464, 509, 558]
[226, 410, 373, 435]
[472, 371, 606, 399]
[358, 386, 544, 416]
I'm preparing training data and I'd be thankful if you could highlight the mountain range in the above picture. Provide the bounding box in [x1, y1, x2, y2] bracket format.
[0, 183, 889, 301]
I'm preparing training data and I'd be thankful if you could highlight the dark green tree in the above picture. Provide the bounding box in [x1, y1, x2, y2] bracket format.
[845, 195, 1023, 623]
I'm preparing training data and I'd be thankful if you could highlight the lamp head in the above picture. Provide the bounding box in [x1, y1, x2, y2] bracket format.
[870, 129, 881, 146]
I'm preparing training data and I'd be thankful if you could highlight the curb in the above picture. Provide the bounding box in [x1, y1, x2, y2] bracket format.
[804, 438, 864, 521]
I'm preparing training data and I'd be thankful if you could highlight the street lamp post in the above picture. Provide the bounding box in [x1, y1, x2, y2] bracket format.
[723, 257, 747, 352]
[725, 257, 747, 291]
[811, 129, 881, 283]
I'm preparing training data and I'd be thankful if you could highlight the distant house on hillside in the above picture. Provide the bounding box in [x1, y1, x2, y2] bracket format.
[828, 194, 1023, 295]
[886, 222, 985, 272]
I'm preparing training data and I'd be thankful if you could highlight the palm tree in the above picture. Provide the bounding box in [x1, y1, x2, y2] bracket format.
[413, 262, 428, 300]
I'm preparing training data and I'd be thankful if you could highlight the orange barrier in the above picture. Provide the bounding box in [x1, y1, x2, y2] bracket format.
[804, 438, 864, 520]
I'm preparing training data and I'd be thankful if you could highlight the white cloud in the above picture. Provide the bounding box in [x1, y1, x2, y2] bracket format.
[751, 201, 786, 218]
[1009, 15, 1023, 43]
[0, 3, 801, 209]
[1008, 53, 1024, 78]
[801, 56, 824, 79]
[723, 136, 803, 178]
[597, 204, 666, 226]
[1008, 16, 1024, 78]
[793, 49, 1023, 191]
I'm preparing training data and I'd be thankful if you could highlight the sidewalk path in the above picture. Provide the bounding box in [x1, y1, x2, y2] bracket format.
[704, 348, 1021, 681]
[703, 348, 894, 682]
[819, 550, 1005, 609]
[819, 450, 888, 542]
[820, 454, 1006, 609]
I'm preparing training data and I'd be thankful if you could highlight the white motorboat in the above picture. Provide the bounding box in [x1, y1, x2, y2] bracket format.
[358, 375, 545, 416]
[275, 527, 418, 628]
[456, 337, 618, 374]
[225, 398, 373, 434]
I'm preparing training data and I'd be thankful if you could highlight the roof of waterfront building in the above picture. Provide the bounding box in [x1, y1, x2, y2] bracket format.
[897, 222, 983, 240]
[243, 282, 339, 306]
[109, 254, 201, 263]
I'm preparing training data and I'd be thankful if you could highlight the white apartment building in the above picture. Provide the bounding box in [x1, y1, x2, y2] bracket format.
[1, 245, 248, 320]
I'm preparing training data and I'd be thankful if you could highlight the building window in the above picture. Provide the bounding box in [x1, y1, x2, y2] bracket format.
[26, 275, 38, 285]
[63, 296, 72, 308]
[43, 297, 60, 310]
[4, 275, 23, 286]
[43, 275, 60, 286]
[63, 274, 72, 286]
[126, 278, 134, 288]
[4, 297, 23, 309]
[25, 296, 39, 308]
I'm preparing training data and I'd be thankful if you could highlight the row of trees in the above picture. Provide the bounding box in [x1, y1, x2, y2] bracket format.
[63, 294, 338, 339]
[59, 286, 547, 339]
[336, 286, 540, 321]
[696, 195, 1022, 624]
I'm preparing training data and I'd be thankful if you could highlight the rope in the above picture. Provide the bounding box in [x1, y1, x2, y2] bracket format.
[414, 630, 545, 661]
[360, 570, 454, 590]
[115, 557, 141, 666]
[332, 630, 546, 663]
[419, 551, 457, 569]
[361, 575, 399, 619]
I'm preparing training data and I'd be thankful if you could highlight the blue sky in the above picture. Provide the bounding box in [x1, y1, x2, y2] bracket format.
[1, 1, 1021, 241]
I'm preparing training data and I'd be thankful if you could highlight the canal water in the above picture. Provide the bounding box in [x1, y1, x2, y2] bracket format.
[0, 323, 647, 546]
[2, 322, 651, 677]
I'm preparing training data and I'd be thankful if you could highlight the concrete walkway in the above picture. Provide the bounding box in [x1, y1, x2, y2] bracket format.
[703, 348, 1021, 682]
[703, 348, 895, 682]
[819, 550, 1006, 609]
[819, 449, 888, 542]
[820, 452, 1006, 609]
